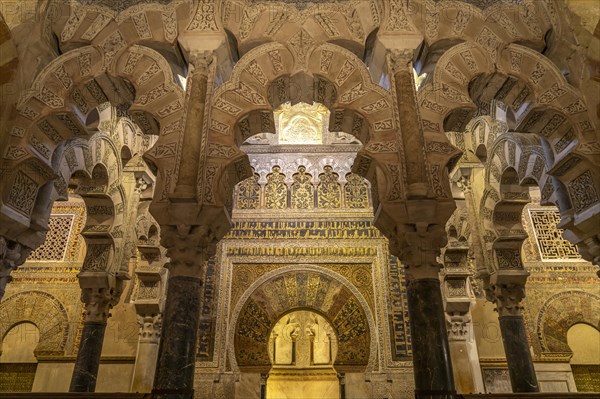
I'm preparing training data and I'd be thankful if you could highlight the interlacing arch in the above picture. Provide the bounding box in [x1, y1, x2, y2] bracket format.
[221, 0, 381, 57]
[49, 0, 190, 49]
[209, 41, 409, 201]
[424, 38, 600, 263]
[1, 42, 184, 236]
[422, 41, 598, 163]
[383, 0, 551, 48]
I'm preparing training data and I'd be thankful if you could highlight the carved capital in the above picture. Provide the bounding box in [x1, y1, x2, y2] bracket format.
[188, 51, 213, 75]
[393, 224, 447, 280]
[446, 313, 470, 341]
[160, 225, 217, 278]
[456, 175, 472, 194]
[493, 283, 526, 317]
[137, 314, 162, 344]
[81, 286, 119, 324]
[0, 237, 32, 301]
[388, 49, 414, 73]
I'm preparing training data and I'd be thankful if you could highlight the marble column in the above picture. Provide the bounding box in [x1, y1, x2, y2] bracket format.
[494, 283, 539, 392]
[152, 225, 216, 399]
[0, 236, 31, 302]
[70, 284, 117, 392]
[406, 275, 457, 399]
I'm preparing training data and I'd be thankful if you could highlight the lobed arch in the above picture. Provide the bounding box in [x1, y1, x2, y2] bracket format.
[229, 264, 377, 374]
[1, 43, 184, 245]
[446, 206, 471, 244]
[49, 0, 191, 52]
[537, 290, 600, 355]
[221, 0, 381, 58]
[210, 41, 408, 203]
[210, 42, 396, 146]
[65, 135, 129, 275]
[422, 42, 598, 162]
[478, 135, 554, 269]
[0, 291, 69, 357]
[382, 0, 551, 49]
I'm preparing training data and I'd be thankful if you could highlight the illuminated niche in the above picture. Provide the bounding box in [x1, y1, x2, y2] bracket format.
[268, 310, 337, 367]
[275, 102, 329, 145]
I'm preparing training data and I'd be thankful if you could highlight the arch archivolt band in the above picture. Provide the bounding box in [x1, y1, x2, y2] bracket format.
[226, 263, 379, 373]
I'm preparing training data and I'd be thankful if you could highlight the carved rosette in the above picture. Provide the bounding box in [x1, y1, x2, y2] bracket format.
[160, 225, 217, 278]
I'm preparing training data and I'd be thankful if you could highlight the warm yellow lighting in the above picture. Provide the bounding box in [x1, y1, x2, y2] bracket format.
[275, 102, 329, 145]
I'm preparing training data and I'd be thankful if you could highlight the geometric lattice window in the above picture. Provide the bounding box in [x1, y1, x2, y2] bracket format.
[528, 209, 581, 261]
[27, 214, 75, 262]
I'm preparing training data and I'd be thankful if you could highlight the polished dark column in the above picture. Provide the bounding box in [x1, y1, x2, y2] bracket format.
[152, 276, 202, 399]
[499, 315, 539, 392]
[492, 280, 539, 393]
[407, 278, 457, 399]
[152, 225, 215, 399]
[70, 285, 116, 392]
[70, 322, 107, 392]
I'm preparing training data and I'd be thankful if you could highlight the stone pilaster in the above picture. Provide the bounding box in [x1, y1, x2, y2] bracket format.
[442, 245, 483, 394]
[388, 48, 428, 197]
[171, 51, 213, 199]
[131, 314, 162, 392]
[0, 236, 31, 302]
[70, 274, 120, 392]
[152, 224, 217, 399]
[131, 251, 166, 392]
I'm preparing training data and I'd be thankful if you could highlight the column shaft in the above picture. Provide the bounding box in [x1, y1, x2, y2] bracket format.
[499, 315, 539, 392]
[406, 278, 456, 399]
[153, 275, 202, 399]
[131, 315, 162, 392]
[69, 322, 107, 392]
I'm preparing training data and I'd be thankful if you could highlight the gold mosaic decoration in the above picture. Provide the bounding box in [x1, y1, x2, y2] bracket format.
[275, 102, 328, 145]
[317, 166, 342, 209]
[0, 363, 37, 392]
[344, 173, 370, 208]
[528, 209, 581, 260]
[236, 173, 261, 209]
[265, 166, 287, 209]
[291, 166, 314, 209]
